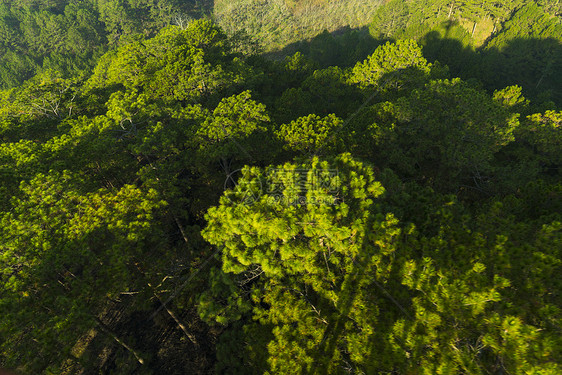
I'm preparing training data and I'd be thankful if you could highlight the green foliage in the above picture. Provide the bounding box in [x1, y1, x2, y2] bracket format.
[483, 3, 562, 104]
[370, 0, 562, 105]
[86, 20, 253, 105]
[0, 6, 560, 374]
[350, 78, 519, 191]
[276, 113, 342, 154]
[518, 110, 562, 165]
[0, 172, 168, 373]
[350, 39, 433, 95]
[493, 85, 530, 114]
[275, 65, 361, 123]
[195, 90, 271, 162]
[201, 154, 562, 373]
[0, 0, 207, 89]
[200, 154, 387, 372]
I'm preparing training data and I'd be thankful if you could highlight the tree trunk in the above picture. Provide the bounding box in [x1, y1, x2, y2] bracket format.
[95, 318, 145, 365]
[174, 215, 189, 245]
[153, 292, 199, 348]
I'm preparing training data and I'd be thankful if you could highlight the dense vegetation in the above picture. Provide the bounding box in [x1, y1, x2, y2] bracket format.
[0, 0, 380, 89]
[369, 0, 562, 104]
[0, 0, 212, 88]
[0, 1, 560, 374]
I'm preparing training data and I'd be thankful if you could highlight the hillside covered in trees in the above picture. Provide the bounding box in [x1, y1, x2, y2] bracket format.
[0, 1, 561, 374]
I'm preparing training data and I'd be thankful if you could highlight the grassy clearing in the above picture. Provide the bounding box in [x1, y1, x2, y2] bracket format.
[214, 0, 383, 52]
[460, 17, 496, 47]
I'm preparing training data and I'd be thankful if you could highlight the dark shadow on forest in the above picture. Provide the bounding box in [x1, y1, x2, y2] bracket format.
[421, 28, 562, 106]
[263, 26, 392, 68]
[260, 23, 561, 106]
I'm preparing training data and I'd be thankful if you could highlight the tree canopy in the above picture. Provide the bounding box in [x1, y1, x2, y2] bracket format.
[0, 3, 560, 374]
